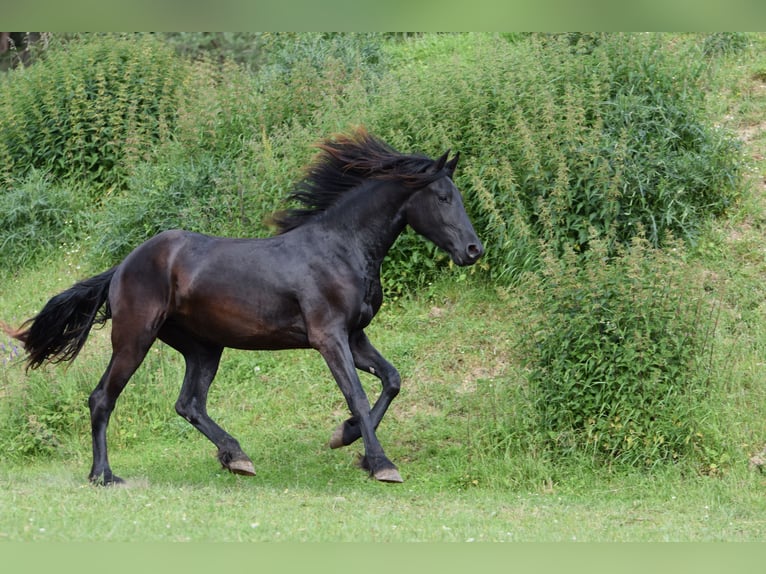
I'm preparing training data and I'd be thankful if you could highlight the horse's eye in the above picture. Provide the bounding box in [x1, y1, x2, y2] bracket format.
[438, 193, 451, 204]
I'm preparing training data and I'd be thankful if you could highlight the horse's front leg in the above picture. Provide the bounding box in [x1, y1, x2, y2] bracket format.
[315, 330, 403, 483]
[329, 329, 400, 450]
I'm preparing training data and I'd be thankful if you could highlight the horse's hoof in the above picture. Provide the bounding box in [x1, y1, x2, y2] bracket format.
[227, 458, 256, 476]
[373, 468, 403, 483]
[89, 474, 125, 486]
[329, 425, 345, 449]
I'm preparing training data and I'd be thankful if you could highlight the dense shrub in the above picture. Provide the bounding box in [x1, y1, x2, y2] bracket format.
[518, 233, 722, 468]
[367, 33, 743, 284]
[163, 32, 271, 72]
[90, 36, 380, 263]
[92, 155, 236, 261]
[164, 32, 387, 77]
[0, 34, 186, 192]
[701, 32, 751, 57]
[0, 170, 89, 271]
[0, 33, 744, 293]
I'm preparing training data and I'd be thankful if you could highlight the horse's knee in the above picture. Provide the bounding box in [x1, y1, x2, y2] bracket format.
[384, 369, 401, 397]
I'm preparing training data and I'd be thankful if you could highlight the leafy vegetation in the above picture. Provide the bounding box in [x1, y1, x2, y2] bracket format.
[0, 34, 184, 191]
[0, 33, 744, 283]
[0, 170, 90, 267]
[520, 235, 722, 468]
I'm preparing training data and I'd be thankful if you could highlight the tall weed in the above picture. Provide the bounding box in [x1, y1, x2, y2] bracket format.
[0, 170, 89, 273]
[370, 33, 742, 284]
[91, 155, 239, 262]
[517, 233, 724, 469]
[0, 33, 744, 294]
[0, 34, 185, 192]
[90, 38, 377, 264]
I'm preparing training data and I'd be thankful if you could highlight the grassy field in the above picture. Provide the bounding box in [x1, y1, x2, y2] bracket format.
[2, 456, 766, 542]
[2, 34, 766, 544]
[2, 273, 766, 542]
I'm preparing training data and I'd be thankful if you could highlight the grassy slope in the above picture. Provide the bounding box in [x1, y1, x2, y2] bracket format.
[3, 36, 766, 542]
[2, 271, 766, 541]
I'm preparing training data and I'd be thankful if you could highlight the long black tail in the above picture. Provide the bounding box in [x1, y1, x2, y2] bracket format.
[3, 267, 117, 370]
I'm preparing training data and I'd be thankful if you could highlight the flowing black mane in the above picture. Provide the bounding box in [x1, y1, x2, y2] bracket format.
[274, 128, 445, 233]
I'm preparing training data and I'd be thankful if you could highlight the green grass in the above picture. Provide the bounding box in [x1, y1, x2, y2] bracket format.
[2, 453, 765, 541]
[2, 272, 766, 541]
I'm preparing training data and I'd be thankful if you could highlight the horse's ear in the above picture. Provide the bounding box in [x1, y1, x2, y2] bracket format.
[434, 150, 449, 172]
[445, 151, 460, 175]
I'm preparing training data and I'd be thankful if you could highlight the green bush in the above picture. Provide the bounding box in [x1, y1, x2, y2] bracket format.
[518, 233, 723, 468]
[92, 155, 233, 262]
[0, 34, 186, 192]
[0, 364, 91, 459]
[701, 32, 752, 57]
[89, 37, 381, 267]
[164, 32, 271, 72]
[0, 170, 89, 271]
[0, 32, 745, 297]
[367, 33, 743, 284]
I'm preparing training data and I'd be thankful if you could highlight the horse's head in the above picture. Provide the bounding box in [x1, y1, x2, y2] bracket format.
[405, 151, 484, 267]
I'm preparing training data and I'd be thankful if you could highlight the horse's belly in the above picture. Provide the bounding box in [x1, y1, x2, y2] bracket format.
[170, 295, 310, 350]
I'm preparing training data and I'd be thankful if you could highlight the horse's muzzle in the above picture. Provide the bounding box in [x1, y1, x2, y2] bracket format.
[454, 242, 484, 266]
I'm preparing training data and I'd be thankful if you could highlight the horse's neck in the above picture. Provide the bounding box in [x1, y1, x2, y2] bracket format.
[322, 182, 411, 268]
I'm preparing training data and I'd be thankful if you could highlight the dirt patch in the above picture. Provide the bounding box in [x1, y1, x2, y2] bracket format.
[734, 95, 766, 199]
[737, 121, 766, 146]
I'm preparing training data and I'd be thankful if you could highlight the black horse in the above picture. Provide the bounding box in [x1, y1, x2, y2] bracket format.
[3, 128, 483, 484]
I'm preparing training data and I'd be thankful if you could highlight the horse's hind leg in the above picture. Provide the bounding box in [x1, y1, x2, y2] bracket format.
[88, 335, 154, 485]
[160, 327, 255, 476]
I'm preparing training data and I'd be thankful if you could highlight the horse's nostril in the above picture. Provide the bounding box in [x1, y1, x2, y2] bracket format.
[466, 243, 483, 260]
